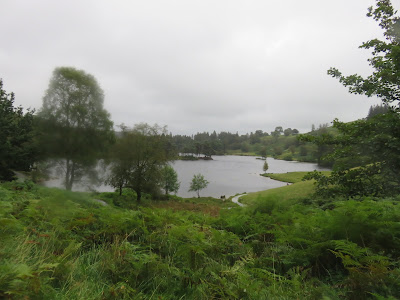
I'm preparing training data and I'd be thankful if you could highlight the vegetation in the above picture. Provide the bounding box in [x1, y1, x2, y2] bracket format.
[367, 103, 390, 119]
[189, 173, 209, 198]
[2, 173, 400, 299]
[37, 67, 114, 190]
[303, 0, 400, 199]
[1, 1, 400, 299]
[263, 161, 269, 173]
[106, 124, 176, 202]
[328, 0, 400, 109]
[160, 165, 180, 198]
[263, 171, 331, 184]
[0, 79, 37, 181]
[171, 127, 334, 165]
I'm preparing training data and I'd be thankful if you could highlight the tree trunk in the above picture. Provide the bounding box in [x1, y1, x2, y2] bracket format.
[65, 160, 75, 191]
[69, 162, 75, 190]
[137, 190, 142, 202]
[65, 159, 72, 191]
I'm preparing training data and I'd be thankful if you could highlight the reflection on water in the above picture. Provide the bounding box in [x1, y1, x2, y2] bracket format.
[43, 156, 330, 198]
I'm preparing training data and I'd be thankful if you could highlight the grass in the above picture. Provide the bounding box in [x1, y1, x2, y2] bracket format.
[262, 171, 331, 183]
[240, 180, 316, 206]
[225, 150, 259, 156]
[151, 197, 236, 217]
[3, 178, 400, 299]
[241, 171, 331, 206]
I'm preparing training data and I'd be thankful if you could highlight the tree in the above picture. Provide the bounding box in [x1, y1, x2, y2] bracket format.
[107, 123, 174, 202]
[367, 104, 390, 118]
[160, 165, 180, 198]
[271, 126, 283, 137]
[305, 113, 400, 197]
[305, 1, 400, 197]
[284, 128, 293, 136]
[189, 173, 209, 198]
[259, 147, 267, 159]
[0, 79, 38, 180]
[263, 161, 269, 173]
[38, 67, 114, 190]
[327, 0, 400, 109]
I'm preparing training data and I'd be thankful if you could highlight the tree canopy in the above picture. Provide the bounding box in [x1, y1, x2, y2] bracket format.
[328, 0, 400, 109]
[305, 0, 400, 198]
[107, 123, 175, 202]
[189, 173, 209, 198]
[0, 79, 37, 181]
[38, 67, 114, 190]
[160, 165, 180, 198]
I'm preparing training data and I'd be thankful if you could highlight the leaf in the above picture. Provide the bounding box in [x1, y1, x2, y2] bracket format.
[14, 264, 34, 278]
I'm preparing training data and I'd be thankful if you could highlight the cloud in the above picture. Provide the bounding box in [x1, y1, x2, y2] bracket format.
[0, 0, 389, 135]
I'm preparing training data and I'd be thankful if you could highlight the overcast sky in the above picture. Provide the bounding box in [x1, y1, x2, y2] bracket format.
[1, 0, 394, 135]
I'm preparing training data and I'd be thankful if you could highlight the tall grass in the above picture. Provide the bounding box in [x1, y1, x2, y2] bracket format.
[1, 180, 400, 299]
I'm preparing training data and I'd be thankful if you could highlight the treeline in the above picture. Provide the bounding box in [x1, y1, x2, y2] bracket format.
[171, 125, 335, 166]
[172, 127, 299, 155]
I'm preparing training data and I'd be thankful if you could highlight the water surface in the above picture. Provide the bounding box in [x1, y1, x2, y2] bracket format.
[172, 156, 329, 198]
[44, 156, 330, 198]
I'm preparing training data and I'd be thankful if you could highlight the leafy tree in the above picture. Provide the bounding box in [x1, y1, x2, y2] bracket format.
[259, 147, 267, 159]
[0, 79, 38, 181]
[107, 123, 174, 202]
[263, 161, 269, 173]
[273, 146, 283, 156]
[105, 162, 129, 196]
[283, 128, 292, 136]
[160, 165, 180, 198]
[38, 67, 114, 190]
[305, 1, 400, 197]
[274, 126, 283, 134]
[189, 173, 209, 198]
[202, 141, 215, 158]
[299, 145, 308, 156]
[305, 113, 400, 197]
[327, 0, 400, 109]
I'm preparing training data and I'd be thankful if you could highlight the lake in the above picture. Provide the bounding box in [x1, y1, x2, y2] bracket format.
[43, 156, 329, 198]
[172, 156, 329, 198]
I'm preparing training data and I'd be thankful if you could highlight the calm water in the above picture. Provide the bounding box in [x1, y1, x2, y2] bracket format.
[173, 156, 329, 198]
[44, 156, 330, 198]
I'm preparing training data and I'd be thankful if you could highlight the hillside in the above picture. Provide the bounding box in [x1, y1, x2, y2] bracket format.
[1, 177, 400, 299]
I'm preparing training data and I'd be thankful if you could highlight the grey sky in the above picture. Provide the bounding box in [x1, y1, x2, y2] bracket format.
[1, 0, 393, 135]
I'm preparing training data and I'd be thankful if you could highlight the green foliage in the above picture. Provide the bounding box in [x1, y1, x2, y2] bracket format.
[160, 165, 180, 197]
[2, 175, 400, 299]
[328, 0, 400, 108]
[304, 110, 400, 198]
[0, 79, 38, 181]
[264, 171, 331, 184]
[38, 67, 114, 190]
[302, 1, 400, 198]
[189, 173, 209, 198]
[367, 103, 390, 119]
[107, 123, 175, 202]
[263, 161, 269, 173]
[173, 128, 324, 163]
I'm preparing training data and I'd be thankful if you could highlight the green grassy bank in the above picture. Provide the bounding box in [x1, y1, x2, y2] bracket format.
[1, 177, 400, 299]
